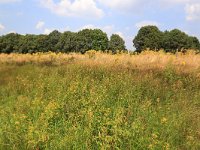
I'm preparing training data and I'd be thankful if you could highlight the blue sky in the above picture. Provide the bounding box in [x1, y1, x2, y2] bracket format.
[0, 0, 200, 50]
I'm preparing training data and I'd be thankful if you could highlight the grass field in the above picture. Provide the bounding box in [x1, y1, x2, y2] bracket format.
[0, 51, 200, 149]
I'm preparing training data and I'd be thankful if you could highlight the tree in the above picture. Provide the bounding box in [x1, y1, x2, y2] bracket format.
[18, 34, 38, 53]
[186, 36, 200, 50]
[162, 29, 189, 52]
[133, 26, 200, 53]
[133, 26, 163, 52]
[46, 30, 61, 52]
[109, 34, 126, 53]
[35, 34, 49, 52]
[0, 36, 3, 53]
[0, 27, 199, 54]
[77, 29, 109, 53]
[0, 33, 22, 53]
[56, 31, 77, 53]
[90, 29, 109, 51]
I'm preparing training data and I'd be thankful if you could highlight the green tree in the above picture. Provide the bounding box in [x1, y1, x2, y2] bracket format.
[0, 36, 3, 53]
[109, 34, 126, 53]
[46, 30, 61, 52]
[56, 31, 77, 53]
[18, 34, 38, 53]
[77, 29, 108, 53]
[0, 33, 22, 53]
[186, 36, 200, 50]
[133, 26, 163, 52]
[162, 29, 189, 52]
[35, 34, 49, 52]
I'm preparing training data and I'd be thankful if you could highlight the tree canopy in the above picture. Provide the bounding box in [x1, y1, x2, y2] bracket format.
[133, 26, 200, 53]
[0, 29, 115, 54]
[133, 26, 163, 53]
[55, 31, 77, 53]
[0, 26, 200, 54]
[77, 29, 109, 53]
[109, 34, 126, 53]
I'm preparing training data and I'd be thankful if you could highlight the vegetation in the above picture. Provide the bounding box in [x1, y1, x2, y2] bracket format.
[77, 29, 109, 53]
[0, 51, 200, 149]
[0, 29, 124, 54]
[1, 26, 199, 54]
[109, 34, 126, 53]
[133, 26, 200, 53]
[133, 26, 163, 52]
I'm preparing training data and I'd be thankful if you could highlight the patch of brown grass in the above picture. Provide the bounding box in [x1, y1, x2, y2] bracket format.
[0, 50, 200, 74]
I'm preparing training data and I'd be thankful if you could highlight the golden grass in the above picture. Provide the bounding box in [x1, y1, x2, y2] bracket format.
[0, 50, 200, 149]
[0, 50, 200, 74]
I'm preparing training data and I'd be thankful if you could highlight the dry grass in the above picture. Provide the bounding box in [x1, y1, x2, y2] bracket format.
[0, 50, 200, 149]
[0, 50, 200, 74]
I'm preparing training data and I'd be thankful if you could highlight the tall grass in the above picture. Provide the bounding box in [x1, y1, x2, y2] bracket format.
[0, 51, 200, 149]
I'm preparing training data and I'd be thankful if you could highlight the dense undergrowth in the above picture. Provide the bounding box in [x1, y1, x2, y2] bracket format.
[0, 52, 200, 149]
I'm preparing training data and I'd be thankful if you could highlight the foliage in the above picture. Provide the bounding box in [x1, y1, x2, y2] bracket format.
[56, 31, 77, 53]
[133, 26, 200, 53]
[133, 26, 163, 52]
[109, 34, 126, 53]
[46, 30, 61, 52]
[0, 26, 199, 54]
[162, 29, 188, 52]
[0, 29, 111, 54]
[187, 36, 200, 50]
[0, 53, 200, 149]
[0, 33, 22, 53]
[77, 29, 109, 53]
[18, 34, 38, 53]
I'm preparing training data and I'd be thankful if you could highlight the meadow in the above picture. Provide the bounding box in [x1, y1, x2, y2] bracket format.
[0, 51, 200, 149]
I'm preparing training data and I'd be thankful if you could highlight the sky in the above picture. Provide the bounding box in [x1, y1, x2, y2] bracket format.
[0, 0, 200, 50]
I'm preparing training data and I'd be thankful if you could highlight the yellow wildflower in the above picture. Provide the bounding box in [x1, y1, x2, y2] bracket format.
[148, 144, 153, 149]
[163, 143, 170, 150]
[161, 117, 167, 124]
[152, 133, 158, 139]
[15, 121, 20, 125]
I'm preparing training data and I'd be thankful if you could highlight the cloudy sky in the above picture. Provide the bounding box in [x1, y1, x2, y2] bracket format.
[0, 0, 200, 50]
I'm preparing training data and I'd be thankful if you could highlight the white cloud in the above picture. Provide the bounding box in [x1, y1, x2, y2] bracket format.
[102, 25, 115, 35]
[163, 0, 200, 21]
[135, 21, 160, 28]
[99, 0, 200, 22]
[185, 3, 200, 21]
[99, 0, 200, 10]
[158, 0, 200, 22]
[0, 24, 5, 32]
[80, 24, 97, 30]
[114, 31, 125, 39]
[43, 26, 70, 34]
[98, 0, 142, 12]
[36, 21, 45, 30]
[79, 24, 127, 42]
[8, 30, 16, 34]
[39, 0, 200, 22]
[0, 0, 21, 3]
[40, 0, 104, 18]
[157, 0, 200, 22]
[79, 24, 115, 36]
[60, 26, 70, 32]
[78, 24, 134, 49]
[44, 28, 53, 35]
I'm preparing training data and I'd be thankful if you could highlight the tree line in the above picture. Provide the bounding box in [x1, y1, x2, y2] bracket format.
[133, 26, 200, 53]
[0, 26, 199, 54]
[0, 29, 126, 54]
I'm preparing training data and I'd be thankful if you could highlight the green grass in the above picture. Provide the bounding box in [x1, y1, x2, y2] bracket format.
[0, 63, 200, 149]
